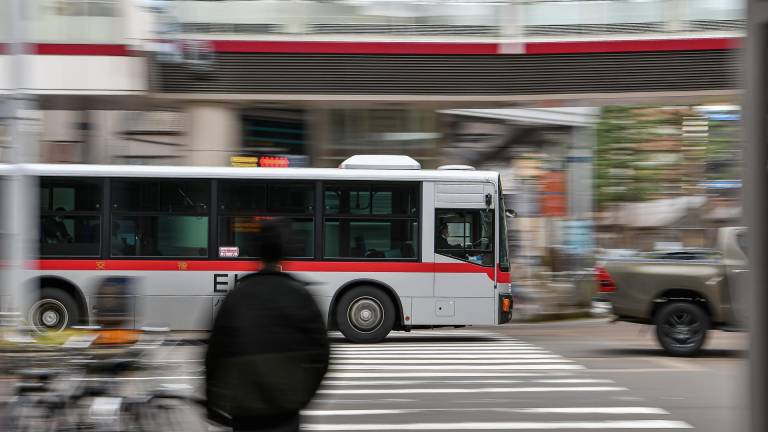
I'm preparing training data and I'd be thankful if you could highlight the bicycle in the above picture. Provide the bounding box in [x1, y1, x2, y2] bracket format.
[2, 327, 210, 431]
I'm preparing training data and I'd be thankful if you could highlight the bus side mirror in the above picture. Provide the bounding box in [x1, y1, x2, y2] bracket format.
[505, 209, 517, 218]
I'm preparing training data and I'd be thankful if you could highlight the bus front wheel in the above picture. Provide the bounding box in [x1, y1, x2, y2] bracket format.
[28, 288, 80, 333]
[336, 287, 395, 343]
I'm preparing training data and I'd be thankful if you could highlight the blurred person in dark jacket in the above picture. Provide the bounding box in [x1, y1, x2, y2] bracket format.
[206, 220, 329, 432]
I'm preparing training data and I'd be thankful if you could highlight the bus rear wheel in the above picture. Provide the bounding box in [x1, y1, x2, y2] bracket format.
[29, 288, 80, 333]
[336, 287, 395, 343]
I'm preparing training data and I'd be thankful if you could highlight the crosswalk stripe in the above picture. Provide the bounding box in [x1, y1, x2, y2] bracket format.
[331, 358, 572, 364]
[333, 343, 541, 351]
[302, 420, 693, 430]
[316, 386, 627, 395]
[323, 378, 614, 386]
[331, 348, 550, 355]
[321, 378, 614, 386]
[332, 345, 543, 349]
[301, 407, 669, 416]
[331, 354, 560, 359]
[336, 342, 531, 346]
[328, 364, 586, 370]
[324, 372, 576, 378]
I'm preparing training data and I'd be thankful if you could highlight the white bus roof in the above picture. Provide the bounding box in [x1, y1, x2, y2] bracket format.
[18, 163, 500, 184]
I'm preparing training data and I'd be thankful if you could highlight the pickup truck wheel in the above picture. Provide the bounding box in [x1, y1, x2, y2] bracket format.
[655, 302, 710, 357]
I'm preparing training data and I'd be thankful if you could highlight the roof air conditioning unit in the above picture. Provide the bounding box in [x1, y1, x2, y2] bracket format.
[340, 155, 421, 170]
[437, 165, 475, 171]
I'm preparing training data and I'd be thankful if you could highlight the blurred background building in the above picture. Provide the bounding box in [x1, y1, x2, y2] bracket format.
[0, 0, 745, 316]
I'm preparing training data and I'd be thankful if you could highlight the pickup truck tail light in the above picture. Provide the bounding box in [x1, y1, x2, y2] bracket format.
[596, 266, 617, 293]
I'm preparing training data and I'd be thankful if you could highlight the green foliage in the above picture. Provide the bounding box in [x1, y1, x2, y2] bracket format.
[595, 105, 741, 209]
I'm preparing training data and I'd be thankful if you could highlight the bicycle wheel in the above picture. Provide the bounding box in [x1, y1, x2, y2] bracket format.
[2, 398, 56, 432]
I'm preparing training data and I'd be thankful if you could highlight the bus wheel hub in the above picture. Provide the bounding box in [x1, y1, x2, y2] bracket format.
[348, 297, 384, 332]
[42, 310, 59, 326]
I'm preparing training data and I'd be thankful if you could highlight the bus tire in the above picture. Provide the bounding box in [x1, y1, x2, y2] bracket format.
[336, 286, 396, 343]
[28, 288, 80, 332]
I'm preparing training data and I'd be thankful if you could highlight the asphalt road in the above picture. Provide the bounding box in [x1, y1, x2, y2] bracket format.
[492, 319, 748, 432]
[1, 318, 748, 431]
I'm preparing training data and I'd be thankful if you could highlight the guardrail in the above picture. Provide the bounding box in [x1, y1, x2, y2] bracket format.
[19, 0, 745, 44]
[167, 0, 743, 38]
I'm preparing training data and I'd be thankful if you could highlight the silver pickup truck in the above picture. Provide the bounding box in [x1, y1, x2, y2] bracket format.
[597, 227, 748, 356]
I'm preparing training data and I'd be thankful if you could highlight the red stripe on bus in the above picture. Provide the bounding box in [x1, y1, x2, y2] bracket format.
[33, 44, 133, 56]
[208, 38, 740, 55]
[33, 260, 505, 281]
[210, 40, 498, 55]
[497, 265, 511, 284]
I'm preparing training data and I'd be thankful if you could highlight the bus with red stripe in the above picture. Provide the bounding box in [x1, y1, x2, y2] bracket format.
[4, 155, 513, 342]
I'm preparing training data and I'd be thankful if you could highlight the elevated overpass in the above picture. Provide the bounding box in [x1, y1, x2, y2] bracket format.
[150, 36, 740, 105]
[0, 0, 744, 106]
[0, 0, 745, 165]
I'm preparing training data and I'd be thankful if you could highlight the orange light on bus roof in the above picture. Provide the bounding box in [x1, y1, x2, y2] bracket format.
[259, 156, 290, 168]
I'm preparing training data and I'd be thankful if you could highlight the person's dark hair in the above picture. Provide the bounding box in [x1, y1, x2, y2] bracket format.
[258, 219, 286, 264]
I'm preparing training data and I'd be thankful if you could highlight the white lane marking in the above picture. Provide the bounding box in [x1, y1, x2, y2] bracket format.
[329, 364, 586, 370]
[301, 407, 669, 416]
[321, 380, 527, 386]
[331, 359, 572, 364]
[321, 379, 613, 386]
[334, 343, 534, 348]
[67, 376, 202, 381]
[331, 354, 556, 359]
[331, 347, 551, 354]
[324, 372, 575, 378]
[323, 378, 615, 386]
[303, 409, 410, 416]
[302, 420, 693, 430]
[511, 407, 671, 415]
[316, 386, 627, 395]
[533, 379, 615, 384]
[332, 347, 546, 351]
[326, 399, 417, 403]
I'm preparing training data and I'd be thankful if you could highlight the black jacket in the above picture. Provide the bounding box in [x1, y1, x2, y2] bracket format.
[205, 270, 329, 423]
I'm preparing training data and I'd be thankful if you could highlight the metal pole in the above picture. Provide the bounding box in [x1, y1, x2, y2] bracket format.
[745, 1, 768, 431]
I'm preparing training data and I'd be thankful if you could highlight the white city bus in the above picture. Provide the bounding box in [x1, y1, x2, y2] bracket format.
[13, 155, 512, 342]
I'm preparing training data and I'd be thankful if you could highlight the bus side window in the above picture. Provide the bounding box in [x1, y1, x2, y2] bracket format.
[111, 180, 210, 258]
[322, 182, 419, 260]
[39, 178, 102, 257]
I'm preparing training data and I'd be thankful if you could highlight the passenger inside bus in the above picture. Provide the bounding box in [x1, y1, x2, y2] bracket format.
[41, 207, 73, 244]
[111, 221, 134, 256]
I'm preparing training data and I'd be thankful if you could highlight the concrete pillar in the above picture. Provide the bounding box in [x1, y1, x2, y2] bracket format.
[307, 107, 329, 167]
[186, 104, 240, 166]
[564, 125, 595, 256]
[567, 126, 594, 219]
[498, 1, 523, 38]
[664, 0, 686, 33]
